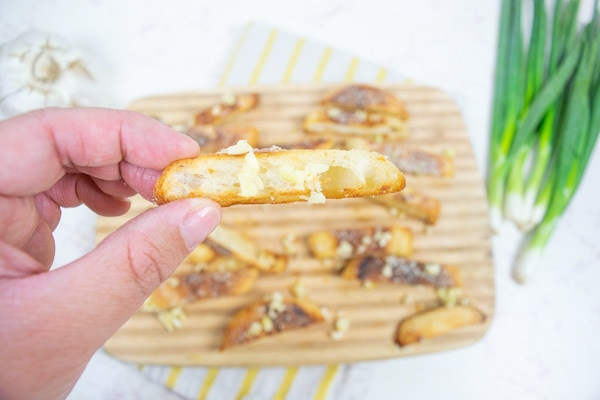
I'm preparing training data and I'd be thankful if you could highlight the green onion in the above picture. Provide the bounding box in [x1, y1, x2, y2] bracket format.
[488, 0, 524, 232]
[514, 16, 600, 283]
[520, 0, 582, 231]
[489, 0, 600, 282]
[505, 0, 548, 226]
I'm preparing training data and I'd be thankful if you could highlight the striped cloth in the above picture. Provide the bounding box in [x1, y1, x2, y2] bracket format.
[138, 22, 406, 400]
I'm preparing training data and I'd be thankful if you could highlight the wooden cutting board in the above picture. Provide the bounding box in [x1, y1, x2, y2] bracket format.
[98, 82, 494, 366]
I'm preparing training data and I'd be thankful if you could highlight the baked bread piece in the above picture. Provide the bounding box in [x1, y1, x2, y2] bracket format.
[303, 84, 409, 137]
[208, 225, 287, 273]
[370, 144, 454, 177]
[302, 108, 408, 138]
[369, 188, 441, 225]
[396, 305, 485, 346]
[142, 256, 258, 312]
[220, 293, 325, 350]
[320, 84, 409, 119]
[307, 226, 412, 259]
[185, 124, 260, 153]
[154, 140, 406, 206]
[193, 92, 260, 126]
[341, 255, 462, 288]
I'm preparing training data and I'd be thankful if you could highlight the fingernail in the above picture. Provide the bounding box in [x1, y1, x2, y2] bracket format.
[179, 206, 221, 250]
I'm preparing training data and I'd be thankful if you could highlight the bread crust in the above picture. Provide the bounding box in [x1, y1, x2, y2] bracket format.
[396, 305, 485, 346]
[154, 146, 406, 207]
[220, 295, 325, 350]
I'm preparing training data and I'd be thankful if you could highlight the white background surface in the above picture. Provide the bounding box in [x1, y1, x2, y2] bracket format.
[1, 0, 600, 399]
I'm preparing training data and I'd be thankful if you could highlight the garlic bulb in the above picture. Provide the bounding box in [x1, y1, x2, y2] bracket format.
[0, 30, 95, 119]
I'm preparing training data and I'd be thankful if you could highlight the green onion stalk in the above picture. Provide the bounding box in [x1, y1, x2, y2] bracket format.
[505, 0, 547, 227]
[514, 20, 600, 282]
[488, 0, 523, 232]
[519, 0, 582, 231]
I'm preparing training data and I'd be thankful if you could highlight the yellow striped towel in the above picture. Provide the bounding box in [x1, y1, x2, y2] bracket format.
[138, 22, 405, 400]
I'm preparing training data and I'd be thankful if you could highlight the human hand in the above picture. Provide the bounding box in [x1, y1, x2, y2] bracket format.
[0, 108, 222, 399]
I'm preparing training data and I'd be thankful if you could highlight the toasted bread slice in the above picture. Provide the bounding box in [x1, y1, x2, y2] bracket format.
[371, 144, 454, 177]
[207, 225, 287, 273]
[396, 305, 485, 346]
[194, 92, 260, 125]
[320, 84, 409, 119]
[370, 188, 441, 225]
[302, 108, 408, 138]
[154, 140, 406, 206]
[185, 124, 260, 153]
[341, 255, 462, 288]
[220, 293, 325, 350]
[307, 226, 412, 259]
[142, 256, 259, 312]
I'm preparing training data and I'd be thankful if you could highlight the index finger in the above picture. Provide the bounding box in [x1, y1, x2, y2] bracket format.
[0, 108, 200, 196]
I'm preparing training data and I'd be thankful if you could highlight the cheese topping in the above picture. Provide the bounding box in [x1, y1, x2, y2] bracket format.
[220, 140, 265, 197]
[239, 150, 264, 197]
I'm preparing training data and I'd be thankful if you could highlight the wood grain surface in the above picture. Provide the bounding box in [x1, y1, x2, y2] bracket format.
[98, 83, 494, 366]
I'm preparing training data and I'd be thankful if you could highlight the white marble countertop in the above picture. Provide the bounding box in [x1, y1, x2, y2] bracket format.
[1, 0, 599, 399]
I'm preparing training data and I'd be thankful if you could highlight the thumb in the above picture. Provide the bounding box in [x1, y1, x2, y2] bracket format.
[45, 198, 221, 343]
[0, 198, 220, 399]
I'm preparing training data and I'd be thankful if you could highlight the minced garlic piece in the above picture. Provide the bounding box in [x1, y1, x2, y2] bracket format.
[327, 107, 342, 119]
[330, 316, 350, 341]
[221, 139, 253, 155]
[374, 229, 392, 248]
[267, 291, 286, 318]
[362, 279, 375, 290]
[221, 92, 237, 106]
[261, 316, 274, 333]
[247, 321, 263, 337]
[436, 287, 462, 307]
[290, 280, 307, 298]
[330, 330, 345, 341]
[424, 263, 442, 276]
[381, 263, 393, 278]
[354, 110, 367, 122]
[443, 147, 455, 158]
[165, 276, 180, 288]
[211, 105, 221, 116]
[334, 317, 350, 332]
[156, 307, 187, 333]
[282, 233, 299, 256]
[336, 240, 354, 259]
[320, 307, 331, 321]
